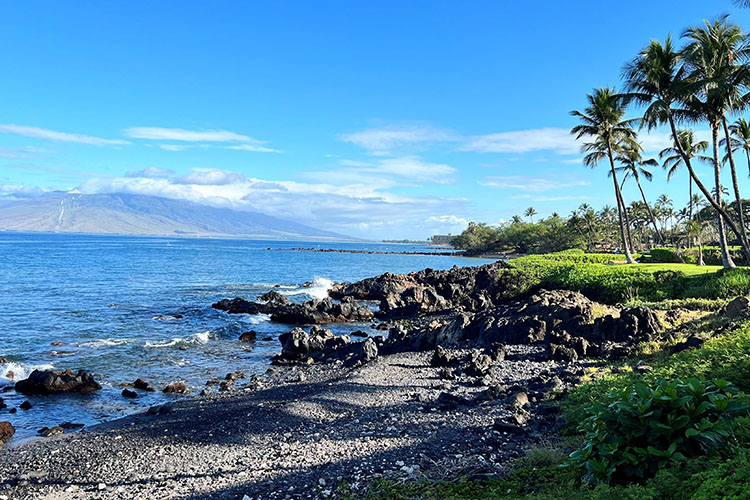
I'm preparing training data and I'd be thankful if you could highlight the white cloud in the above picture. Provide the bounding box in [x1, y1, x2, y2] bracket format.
[78, 171, 469, 239]
[124, 127, 255, 142]
[124, 127, 278, 153]
[126, 167, 175, 178]
[0, 124, 129, 145]
[462, 128, 576, 154]
[479, 175, 591, 192]
[426, 215, 468, 225]
[173, 168, 248, 186]
[306, 156, 457, 186]
[226, 144, 279, 153]
[340, 125, 459, 154]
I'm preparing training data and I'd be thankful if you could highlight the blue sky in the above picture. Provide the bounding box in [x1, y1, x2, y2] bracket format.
[2, 1, 750, 239]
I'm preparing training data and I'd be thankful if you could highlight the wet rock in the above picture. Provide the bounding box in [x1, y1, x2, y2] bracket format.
[38, 426, 64, 437]
[0, 421, 14, 443]
[350, 330, 369, 338]
[214, 294, 373, 324]
[162, 382, 188, 394]
[725, 297, 750, 318]
[430, 345, 453, 367]
[121, 389, 138, 398]
[16, 369, 102, 395]
[133, 378, 155, 392]
[50, 341, 64, 346]
[239, 331, 257, 342]
[225, 371, 245, 381]
[19, 400, 32, 410]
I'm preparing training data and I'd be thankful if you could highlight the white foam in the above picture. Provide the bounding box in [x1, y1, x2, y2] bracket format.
[280, 277, 334, 300]
[0, 362, 55, 381]
[246, 314, 271, 325]
[77, 338, 132, 348]
[145, 330, 213, 348]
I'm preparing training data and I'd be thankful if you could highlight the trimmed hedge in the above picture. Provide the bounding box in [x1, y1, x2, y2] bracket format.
[648, 247, 745, 266]
[501, 254, 750, 304]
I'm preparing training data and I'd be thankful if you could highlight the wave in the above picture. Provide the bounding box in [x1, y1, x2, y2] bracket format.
[144, 330, 213, 349]
[280, 277, 334, 300]
[0, 362, 55, 381]
[245, 314, 271, 325]
[76, 338, 132, 348]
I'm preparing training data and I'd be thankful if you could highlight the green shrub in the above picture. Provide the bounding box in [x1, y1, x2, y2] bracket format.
[568, 378, 748, 485]
[649, 249, 682, 263]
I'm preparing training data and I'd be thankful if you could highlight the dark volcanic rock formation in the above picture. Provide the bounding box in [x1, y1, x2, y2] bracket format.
[15, 369, 102, 395]
[212, 294, 373, 324]
[329, 261, 508, 318]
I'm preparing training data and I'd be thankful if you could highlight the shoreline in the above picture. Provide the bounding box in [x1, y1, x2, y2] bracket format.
[0, 348, 573, 499]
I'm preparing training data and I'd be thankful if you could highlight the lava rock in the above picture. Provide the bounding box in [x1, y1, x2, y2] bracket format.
[162, 382, 188, 394]
[19, 400, 32, 410]
[133, 378, 156, 392]
[239, 331, 257, 342]
[121, 389, 138, 398]
[430, 345, 453, 367]
[15, 369, 102, 395]
[0, 421, 14, 443]
[725, 296, 750, 318]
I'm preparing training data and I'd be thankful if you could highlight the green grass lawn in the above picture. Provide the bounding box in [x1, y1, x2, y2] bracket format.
[629, 262, 724, 276]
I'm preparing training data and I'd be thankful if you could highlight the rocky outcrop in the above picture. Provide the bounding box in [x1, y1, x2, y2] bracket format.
[213, 295, 374, 324]
[15, 369, 101, 395]
[163, 382, 188, 394]
[330, 261, 508, 319]
[273, 326, 382, 366]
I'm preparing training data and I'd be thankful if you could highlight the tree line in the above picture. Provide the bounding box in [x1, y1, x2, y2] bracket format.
[456, 15, 750, 267]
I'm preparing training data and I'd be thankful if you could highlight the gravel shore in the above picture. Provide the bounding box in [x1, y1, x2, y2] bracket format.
[0, 346, 573, 500]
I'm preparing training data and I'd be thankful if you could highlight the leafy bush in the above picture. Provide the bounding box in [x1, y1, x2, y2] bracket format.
[649, 249, 682, 263]
[569, 378, 748, 485]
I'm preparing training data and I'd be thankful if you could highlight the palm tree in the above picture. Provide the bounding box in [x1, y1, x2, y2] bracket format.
[682, 16, 750, 267]
[726, 118, 750, 177]
[660, 129, 710, 223]
[623, 35, 748, 267]
[571, 87, 638, 263]
[524, 207, 538, 223]
[615, 141, 664, 244]
[685, 220, 710, 265]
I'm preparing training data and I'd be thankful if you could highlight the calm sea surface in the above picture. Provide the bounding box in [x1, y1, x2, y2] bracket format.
[0, 232, 494, 442]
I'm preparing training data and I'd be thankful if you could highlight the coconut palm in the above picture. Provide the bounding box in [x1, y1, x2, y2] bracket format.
[682, 16, 750, 266]
[660, 129, 710, 224]
[623, 35, 749, 267]
[571, 87, 638, 263]
[726, 118, 750, 177]
[524, 207, 538, 223]
[615, 141, 664, 243]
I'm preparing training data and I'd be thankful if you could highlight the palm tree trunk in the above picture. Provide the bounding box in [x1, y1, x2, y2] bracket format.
[723, 117, 750, 259]
[746, 147, 750, 178]
[711, 123, 735, 269]
[688, 177, 693, 248]
[667, 115, 748, 265]
[607, 142, 635, 264]
[636, 179, 663, 244]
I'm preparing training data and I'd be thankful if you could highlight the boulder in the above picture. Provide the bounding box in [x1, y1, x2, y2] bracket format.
[133, 378, 156, 392]
[19, 400, 32, 410]
[162, 382, 188, 394]
[121, 389, 138, 398]
[16, 369, 102, 395]
[239, 331, 257, 342]
[359, 338, 378, 363]
[725, 297, 750, 318]
[465, 351, 492, 376]
[430, 345, 453, 367]
[670, 335, 706, 354]
[548, 344, 578, 363]
[0, 422, 15, 443]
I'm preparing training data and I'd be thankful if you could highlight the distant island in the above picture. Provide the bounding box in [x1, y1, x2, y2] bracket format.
[0, 192, 350, 240]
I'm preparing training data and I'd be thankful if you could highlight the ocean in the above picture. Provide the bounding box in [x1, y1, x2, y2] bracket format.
[0, 232, 494, 442]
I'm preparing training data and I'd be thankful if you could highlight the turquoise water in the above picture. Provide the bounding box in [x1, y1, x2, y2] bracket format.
[0, 232, 494, 442]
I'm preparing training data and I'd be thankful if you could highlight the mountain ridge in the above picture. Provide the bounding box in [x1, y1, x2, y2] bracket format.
[0, 192, 351, 240]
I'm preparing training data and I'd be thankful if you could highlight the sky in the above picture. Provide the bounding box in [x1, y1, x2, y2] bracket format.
[2, 1, 750, 240]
